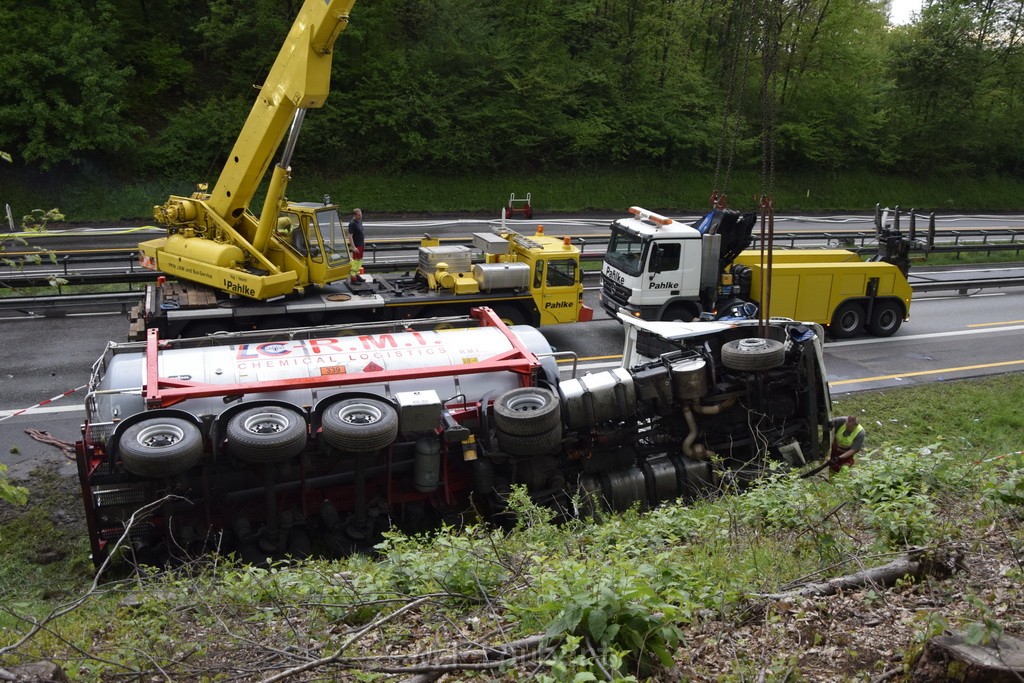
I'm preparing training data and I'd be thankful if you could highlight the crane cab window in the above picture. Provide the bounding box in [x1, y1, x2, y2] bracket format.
[277, 212, 308, 255]
[314, 208, 350, 268]
[546, 259, 577, 287]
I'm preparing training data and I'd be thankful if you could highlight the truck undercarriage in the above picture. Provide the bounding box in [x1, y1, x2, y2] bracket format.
[77, 308, 831, 567]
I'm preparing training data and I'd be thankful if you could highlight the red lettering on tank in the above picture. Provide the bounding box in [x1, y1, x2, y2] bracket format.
[360, 334, 399, 350]
[309, 338, 343, 354]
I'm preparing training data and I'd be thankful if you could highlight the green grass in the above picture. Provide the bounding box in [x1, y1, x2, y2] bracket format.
[832, 373, 1024, 457]
[6, 169, 1024, 222]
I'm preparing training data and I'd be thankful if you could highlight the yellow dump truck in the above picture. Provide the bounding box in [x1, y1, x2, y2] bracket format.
[600, 206, 913, 338]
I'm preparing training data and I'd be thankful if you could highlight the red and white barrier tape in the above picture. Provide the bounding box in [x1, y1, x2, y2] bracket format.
[0, 385, 87, 423]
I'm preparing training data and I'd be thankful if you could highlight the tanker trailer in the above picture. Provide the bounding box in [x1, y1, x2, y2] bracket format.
[76, 307, 832, 567]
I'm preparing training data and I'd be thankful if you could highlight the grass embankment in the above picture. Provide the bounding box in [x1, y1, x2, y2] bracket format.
[7, 169, 1024, 221]
[1, 374, 1022, 680]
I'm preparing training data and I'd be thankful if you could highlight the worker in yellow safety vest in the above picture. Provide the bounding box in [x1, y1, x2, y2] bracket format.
[830, 415, 864, 473]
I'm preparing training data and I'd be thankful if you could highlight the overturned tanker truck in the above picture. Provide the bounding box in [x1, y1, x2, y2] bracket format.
[76, 308, 832, 567]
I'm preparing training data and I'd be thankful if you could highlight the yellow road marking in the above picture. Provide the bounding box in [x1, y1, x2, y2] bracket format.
[830, 359, 1024, 386]
[966, 320, 1024, 328]
[556, 354, 620, 364]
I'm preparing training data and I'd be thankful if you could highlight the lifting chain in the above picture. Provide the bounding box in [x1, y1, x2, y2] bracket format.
[757, 0, 783, 336]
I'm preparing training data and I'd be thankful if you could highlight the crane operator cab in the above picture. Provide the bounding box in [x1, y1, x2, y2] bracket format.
[276, 205, 352, 286]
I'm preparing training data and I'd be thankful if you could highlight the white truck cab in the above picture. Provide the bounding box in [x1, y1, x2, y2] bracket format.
[599, 206, 732, 322]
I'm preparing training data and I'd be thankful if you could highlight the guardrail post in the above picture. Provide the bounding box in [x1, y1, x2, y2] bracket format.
[874, 203, 881, 232]
[928, 212, 936, 251]
[909, 210, 916, 241]
[893, 205, 900, 233]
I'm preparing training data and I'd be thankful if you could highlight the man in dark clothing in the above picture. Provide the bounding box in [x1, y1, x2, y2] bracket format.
[830, 415, 864, 473]
[348, 208, 365, 284]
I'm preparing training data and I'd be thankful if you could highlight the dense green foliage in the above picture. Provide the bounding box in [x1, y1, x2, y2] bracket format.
[3, 0, 1024, 195]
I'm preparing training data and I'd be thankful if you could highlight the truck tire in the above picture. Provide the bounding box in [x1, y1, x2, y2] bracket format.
[830, 301, 865, 339]
[490, 303, 528, 326]
[867, 301, 903, 337]
[496, 426, 563, 456]
[226, 406, 308, 464]
[661, 303, 698, 322]
[322, 398, 399, 453]
[493, 387, 561, 435]
[721, 338, 785, 372]
[119, 417, 204, 478]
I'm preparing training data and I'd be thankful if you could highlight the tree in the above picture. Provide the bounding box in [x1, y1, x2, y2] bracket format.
[0, 1, 140, 169]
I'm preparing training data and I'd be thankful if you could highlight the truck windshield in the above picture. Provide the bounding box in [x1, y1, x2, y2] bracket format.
[604, 227, 648, 277]
[314, 208, 351, 268]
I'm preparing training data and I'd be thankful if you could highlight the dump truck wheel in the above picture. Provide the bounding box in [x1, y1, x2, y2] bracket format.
[496, 425, 563, 456]
[721, 338, 785, 372]
[120, 417, 203, 478]
[322, 398, 399, 453]
[493, 387, 561, 435]
[226, 406, 308, 464]
[868, 301, 903, 337]
[831, 301, 865, 339]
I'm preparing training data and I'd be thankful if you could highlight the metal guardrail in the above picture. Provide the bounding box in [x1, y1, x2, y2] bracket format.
[2, 274, 1022, 318]
[4, 225, 1024, 288]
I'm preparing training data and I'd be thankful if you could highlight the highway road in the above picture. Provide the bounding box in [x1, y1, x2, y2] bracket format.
[3, 271, 1023, 478]
[11, 210, 1024, 252]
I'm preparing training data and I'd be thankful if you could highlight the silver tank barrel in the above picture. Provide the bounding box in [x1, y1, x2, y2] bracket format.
[88, 325, 556, 422]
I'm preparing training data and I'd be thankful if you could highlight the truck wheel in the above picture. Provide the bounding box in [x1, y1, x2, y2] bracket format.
[867, 301, 903, 337]
[322, 398, 399, 453]
[226, 407, 308, 464]
[661, 303, 697, 322]
[490, 303, 527, 326]
[830, 301, 865, 339]
[493, 387, 561, 435]
[496, 426, 563, 456]
[119, 417, 204, 478]
[429, 307, 466, 330]
[721, 338, 785, 372]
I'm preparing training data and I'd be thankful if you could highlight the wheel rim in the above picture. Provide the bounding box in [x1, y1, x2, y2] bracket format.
[135, 423, 186, 449]
[242, 411, 291, 435]
[737, 338, 770, 352]
[840, 311, 859, 331]
[335, 403, 383, 425]
[878, 309, 896, 330]
[505, 394, 548, 414]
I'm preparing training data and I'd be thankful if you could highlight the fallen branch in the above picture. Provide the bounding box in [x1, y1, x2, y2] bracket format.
[757, 547, 957, 600]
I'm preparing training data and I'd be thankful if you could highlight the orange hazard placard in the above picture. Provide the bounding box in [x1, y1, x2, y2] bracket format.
[319, 366, 347, 376]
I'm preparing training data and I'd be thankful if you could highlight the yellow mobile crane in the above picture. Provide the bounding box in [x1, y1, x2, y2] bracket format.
[131, 0, 591, 340]
[138, 0, 356, 303]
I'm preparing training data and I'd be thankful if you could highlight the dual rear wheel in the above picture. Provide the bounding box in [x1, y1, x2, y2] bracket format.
[830, 300, 903, 339]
